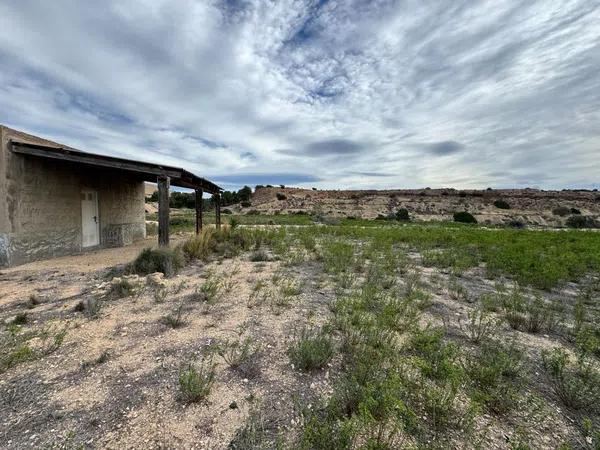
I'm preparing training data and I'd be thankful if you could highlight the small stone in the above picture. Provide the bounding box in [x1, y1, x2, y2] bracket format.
[229, 401, 238, 409]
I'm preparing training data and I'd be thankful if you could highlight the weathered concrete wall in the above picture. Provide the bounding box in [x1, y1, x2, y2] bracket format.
[98, 172, 146, 245]
[0, 126, 8, 266]
[0, 126, 146, 267]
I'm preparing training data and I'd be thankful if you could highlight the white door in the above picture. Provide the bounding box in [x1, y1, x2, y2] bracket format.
[81, 190, 100, 248]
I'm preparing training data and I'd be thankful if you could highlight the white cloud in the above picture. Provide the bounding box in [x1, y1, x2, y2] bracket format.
[0, 0, 598, 190]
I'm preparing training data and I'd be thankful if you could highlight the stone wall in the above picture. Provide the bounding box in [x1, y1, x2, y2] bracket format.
[0, 126, 146, 267]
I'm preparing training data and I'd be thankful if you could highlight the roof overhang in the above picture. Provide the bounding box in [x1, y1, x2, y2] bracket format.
[10, 140, 222, 194]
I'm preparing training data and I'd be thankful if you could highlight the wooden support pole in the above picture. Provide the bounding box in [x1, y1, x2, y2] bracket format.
[157, 176, 170, 246]
[195, 188, 203, 235]
[215, 193, 221, 229]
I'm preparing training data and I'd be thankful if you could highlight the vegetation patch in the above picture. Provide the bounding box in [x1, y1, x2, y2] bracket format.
[179, 359, 216, 404]
[129, 247, 185, 277]
[493, 199, 511, 209]
[453, 211, 477, 224]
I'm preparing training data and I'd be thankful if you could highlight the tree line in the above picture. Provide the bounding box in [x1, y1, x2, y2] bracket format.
[146, 186, 252, 209]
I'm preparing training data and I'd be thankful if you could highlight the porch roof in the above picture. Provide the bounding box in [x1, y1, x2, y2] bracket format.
[10, 139, 222, 194]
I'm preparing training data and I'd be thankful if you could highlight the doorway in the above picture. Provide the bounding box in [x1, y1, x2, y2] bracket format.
[81, 190, 100, 248]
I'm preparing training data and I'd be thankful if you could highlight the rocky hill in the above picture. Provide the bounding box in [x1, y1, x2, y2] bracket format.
[236, 187, 600, 227]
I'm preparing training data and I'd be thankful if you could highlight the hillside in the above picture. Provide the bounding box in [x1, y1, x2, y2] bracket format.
[237, 187, 600, 227]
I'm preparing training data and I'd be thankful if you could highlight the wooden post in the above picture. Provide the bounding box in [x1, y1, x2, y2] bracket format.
[215, 193, 221, 229]
[157, 176, 170, 246]
[195, 188, 203, 235]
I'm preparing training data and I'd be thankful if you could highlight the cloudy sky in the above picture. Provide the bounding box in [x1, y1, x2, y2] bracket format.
[1, 1, 599, 191]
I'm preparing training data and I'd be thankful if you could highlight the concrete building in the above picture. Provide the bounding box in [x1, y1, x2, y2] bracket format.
[0, 126, 222, 267]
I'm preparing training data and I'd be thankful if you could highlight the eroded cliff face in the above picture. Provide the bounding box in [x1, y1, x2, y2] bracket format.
[241, 187, 600, 227]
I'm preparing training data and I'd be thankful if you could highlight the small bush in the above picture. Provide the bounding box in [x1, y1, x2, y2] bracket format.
[501, 288, 561, 333]
[407, 327, 461, 382]
[566, 215, 599, 229]
[453, 211, 477, 224]
[395, 208, 410, 221]
[552, 206, 571, 216]
[493, 199, 511, 209]
[276, 193, 287, 201]
[218, 337, 261, 378]
[250, 249, 270, 262]
[153, 285, 168, 303]
[11, 313, 28, 325]
[508, 219, 525, 228]
[289, 327, 335, 372]
[464, 340, 524, 413]
[542, 347, 600, 410]
[179, 359, 215, 403]
[162, 299, 187, 328]
[321, 241, 355, 273]
[130, 247, 185, 277]
[240, 201, 251, 208]
[109, 277, 141, 298]
[182, 229, 215, 261]
[229, 408, 273, 449]
[195, 274, 222, 313]
[459, 309, 499, 343]
[570, 207, 581, 215]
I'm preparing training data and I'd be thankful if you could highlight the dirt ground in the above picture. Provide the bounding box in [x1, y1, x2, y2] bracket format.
[0, 234, 596, 449]
[0, 239, 335, 449]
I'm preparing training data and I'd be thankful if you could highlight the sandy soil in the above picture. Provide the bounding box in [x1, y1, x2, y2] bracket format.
[0, 237, 596, 448]
[0, 241, 333, 449]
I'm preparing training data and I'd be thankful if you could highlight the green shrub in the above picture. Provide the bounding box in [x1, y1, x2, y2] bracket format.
[289, 327, 335, 372]
[395, 208, 410, 221]
[0, 344, 34, 373]
[321, 241, 355, 273]
[501, 288, 561, 333]
[575, 325, 600, 358]
[464, 340, 524, 413]
[552, 206, 571, 217]
[407, 327, 462, 382]
[508, 219, 525, 228]
[130, 247, 185, 277]
[229, 408, 273, 449]
[217, 337, 261, 378]
[162, 299, 187, 328]
[453, 211, 477, 224]
[276, 193, 287, 201]
[240, 201, 251, 207]
[228, 217, 239, 229]
[182, 228, 215, 261]
[195, 274, 222, 313]
[250, 249, 270, 262]
[542, 347, 600, 411]
[459, 308, 499, 343]
[493, 199, 511, 209]
[570, 207, 581, 215]
[566, 215, 599, 229]
[11, 313, 28, 325]
[109, 277, 141, 298]
[179, 359, 215, 403]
